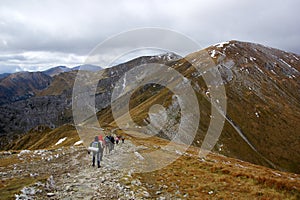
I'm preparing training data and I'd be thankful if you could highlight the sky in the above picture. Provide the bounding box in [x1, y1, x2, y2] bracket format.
[0, 0, 299, 74]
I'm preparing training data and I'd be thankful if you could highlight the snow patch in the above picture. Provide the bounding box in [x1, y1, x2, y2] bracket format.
[210, 50, 216, 58]
[292, 55, 299, 61]
[279, 58, 292, 68]
[215, 41, 229, 48]
[254, 65, 264, 74]
[74, 140, 83, 146]
[235, 164, 246, 168]
[55, 137, 67, 145]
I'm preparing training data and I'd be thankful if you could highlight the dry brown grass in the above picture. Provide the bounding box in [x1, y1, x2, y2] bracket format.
[0, 176, 48, 200]
[7, 124, 80, 150]
[121, 130, 300, 199]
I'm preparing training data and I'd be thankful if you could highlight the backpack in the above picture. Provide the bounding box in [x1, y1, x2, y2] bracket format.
[104, 137, 110, 143]
[88, 141, 100, 153]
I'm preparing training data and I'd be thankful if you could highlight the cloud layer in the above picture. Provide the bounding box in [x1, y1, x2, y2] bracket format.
[0, 0, 299, 73]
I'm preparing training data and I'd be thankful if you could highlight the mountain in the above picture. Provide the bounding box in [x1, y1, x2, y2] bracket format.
[0, 42, 299, 174]
[93, 41, 300, 173]
[0, 72, 52, 105]
[42, 66, 71, 77]
[42, 65, 102, 77]
[71, 64, 102, 72]
[0, 73, 11, 80]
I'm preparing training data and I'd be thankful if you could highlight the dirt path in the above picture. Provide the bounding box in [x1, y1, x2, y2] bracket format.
[2, 140, 151, 200]
[54, 140, 151, 200]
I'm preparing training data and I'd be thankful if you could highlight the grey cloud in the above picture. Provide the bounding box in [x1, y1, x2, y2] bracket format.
[0, 0, 299, 73]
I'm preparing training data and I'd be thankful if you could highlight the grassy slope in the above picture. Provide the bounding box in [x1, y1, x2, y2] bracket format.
[6, 124, 79, 150]
[121, 130, 300, 199]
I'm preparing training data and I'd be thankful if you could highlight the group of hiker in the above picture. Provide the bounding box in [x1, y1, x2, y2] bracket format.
[88, 134, 125, 168]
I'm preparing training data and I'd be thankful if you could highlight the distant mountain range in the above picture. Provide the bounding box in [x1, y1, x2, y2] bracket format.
[42, 64, 102, 77]
[0, 64, 102, 105]
[0, 42, 299, 174]
[0, 64, 102, 79]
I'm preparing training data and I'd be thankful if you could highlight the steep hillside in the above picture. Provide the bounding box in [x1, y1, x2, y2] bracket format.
[92, 41, 300, 173]
[204, 41, 300, 173]
[0, 72, 52, 105]
[37, 71, 78, 96]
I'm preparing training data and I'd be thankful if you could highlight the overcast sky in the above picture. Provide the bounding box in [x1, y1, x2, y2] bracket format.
[0, 0, 299, 73]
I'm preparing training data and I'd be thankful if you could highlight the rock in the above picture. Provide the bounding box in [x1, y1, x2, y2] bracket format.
[46, 175, 56, 190]
[21, 187, 36, 195]
[131, 179, 141, 186]
[65, 185, 71, 191]
[47, 192, 55, 197]
[156, 190, 162, 195]
[142, 191, 150, 197]
[158, 197, 166, 200]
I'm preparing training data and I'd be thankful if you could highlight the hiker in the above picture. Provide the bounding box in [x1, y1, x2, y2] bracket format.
[104, 135, 112, 154]
[121, 136, 125, 144]
[116, 136, 119, 145]
[110, 135, 115, 151]
[98, 135, 105, 161]
[88, 136, 103, 168]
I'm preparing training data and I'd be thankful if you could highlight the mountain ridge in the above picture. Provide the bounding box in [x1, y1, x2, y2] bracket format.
[0, 40, 299, 174]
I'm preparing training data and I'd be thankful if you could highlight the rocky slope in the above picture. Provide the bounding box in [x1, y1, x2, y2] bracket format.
[0, 54, 180, 149]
